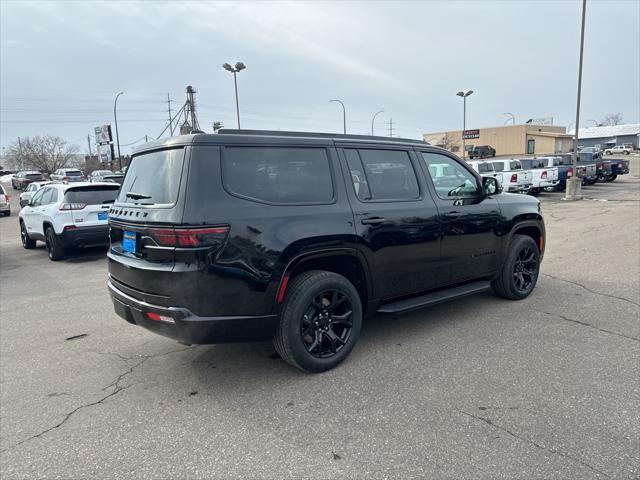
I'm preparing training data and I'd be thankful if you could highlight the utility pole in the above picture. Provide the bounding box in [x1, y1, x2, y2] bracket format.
[388, 118, 394, 137]
[87, 134, 93, 158]
[565, 0, 587, 201]
[17, 136, 23, 170]
[145, 135, 149, 142]
[186, 85, 199, 132]
[167, 93, 174, 136]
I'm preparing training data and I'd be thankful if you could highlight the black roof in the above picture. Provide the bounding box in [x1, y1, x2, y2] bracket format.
[133, 129, 429, 154]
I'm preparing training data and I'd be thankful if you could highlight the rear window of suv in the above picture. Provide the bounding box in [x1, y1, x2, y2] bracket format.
[222, 147, 334, 204]
[66, 186, 120, 205]
[117, 148, 184, 205]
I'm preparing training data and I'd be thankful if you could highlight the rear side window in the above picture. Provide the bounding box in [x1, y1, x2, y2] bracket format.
[477, 163, 492, 173]
[66, 186, 119, 205]
[117, 148, 184, 205]
[345, 149, 419, 201]
[222, 147, 334, 204]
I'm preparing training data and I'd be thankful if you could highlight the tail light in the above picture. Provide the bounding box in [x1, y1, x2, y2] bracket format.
[63, 176, 69, 181]
[541, 170, 547, 179]
[147, 226, 230, 248]
[59, 203, 87, 210]
[510, 174, 518, 183]
[567, 169, 573, 177]
[3, 194, 9, 203]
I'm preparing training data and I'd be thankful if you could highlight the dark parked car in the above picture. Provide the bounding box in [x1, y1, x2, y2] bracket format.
[468, 145, 496, 159]
[11, 171, 45, 190]
[108, 131, 545, 372]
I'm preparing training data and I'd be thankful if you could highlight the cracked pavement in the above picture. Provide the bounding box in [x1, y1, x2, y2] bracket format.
[1, 158, 639, 479]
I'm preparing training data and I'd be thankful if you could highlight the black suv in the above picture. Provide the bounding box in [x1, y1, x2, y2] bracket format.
[468, 145, 496, 159]
[108, 131, 544, 372]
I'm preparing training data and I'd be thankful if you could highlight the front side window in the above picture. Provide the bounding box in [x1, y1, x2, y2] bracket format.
[345, 149, 419, 201]
[510, 160, 523, 170]
[223, 147, 334, 204]
[421, 152, 479, 199]
[30, 189, 45, 206]
[477, 163, 492, 173]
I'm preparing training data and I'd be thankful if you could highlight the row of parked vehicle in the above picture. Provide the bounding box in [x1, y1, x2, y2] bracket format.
[10, 168, 124, 191]
[467, 152, 630, 195]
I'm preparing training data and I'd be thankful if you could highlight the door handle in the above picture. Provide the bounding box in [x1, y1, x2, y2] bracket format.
[360, 217, 385, 225]
[443, 211, 462, 218]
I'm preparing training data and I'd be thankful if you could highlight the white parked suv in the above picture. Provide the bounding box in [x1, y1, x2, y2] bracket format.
[19, 181, 52, 207]
[604, 145, 631, 155]
[19, 182, 120, 260]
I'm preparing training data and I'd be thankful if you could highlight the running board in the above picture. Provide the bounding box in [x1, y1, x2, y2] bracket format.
[377, 280, 491, 314]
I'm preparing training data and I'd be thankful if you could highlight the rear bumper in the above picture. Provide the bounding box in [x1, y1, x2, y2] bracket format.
[108, 280, 279, 344]
[539, 180, 559, 188]
[58, 225, 109, 248]
[0, 204, 9, 212]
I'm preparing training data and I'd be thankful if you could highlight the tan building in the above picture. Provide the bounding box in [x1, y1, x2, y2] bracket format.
[423, 124, 574, 157]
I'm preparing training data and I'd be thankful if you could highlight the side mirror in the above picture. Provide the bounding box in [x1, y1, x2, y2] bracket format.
[482, 176, 501, 195]
[19, 199, 27, 207]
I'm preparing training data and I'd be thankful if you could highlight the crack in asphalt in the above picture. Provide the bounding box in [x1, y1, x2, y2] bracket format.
[534, 309, 640, 343]
[457, 409, 611, 478]
[542, 273, 640, 308]
[7, 345, 197, 450]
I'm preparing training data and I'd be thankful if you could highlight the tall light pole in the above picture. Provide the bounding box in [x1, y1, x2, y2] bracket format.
[113, 91, 124, 170]
[329, 99, 346, 134]
[223, 62, 246, 129]
[565, 0, 587, 201]
[371, 110, 385, 136]
[456, 90, 473, 159]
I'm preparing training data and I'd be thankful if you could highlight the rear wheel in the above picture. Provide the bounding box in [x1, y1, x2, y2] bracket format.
[492, 234, 540, 300]
[20, 221, 36, 249]
[273, 270, 362, 373]
[45, 226, 65, 261]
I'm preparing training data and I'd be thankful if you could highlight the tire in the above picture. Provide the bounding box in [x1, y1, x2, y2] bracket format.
[624, 151, 629, 155]
[4, 210, 10, 217]
[20, 221, 36, 249]
[45, 226, 65, 261]
[273, 270, 362, 373]
[607, 174, 617, 182]
[492, 234, 540, 300]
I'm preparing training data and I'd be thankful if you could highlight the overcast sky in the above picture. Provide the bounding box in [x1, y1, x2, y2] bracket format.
[1, 0, 639, 155]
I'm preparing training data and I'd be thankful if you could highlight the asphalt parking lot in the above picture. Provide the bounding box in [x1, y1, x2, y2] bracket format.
[1, 159, 639, 479]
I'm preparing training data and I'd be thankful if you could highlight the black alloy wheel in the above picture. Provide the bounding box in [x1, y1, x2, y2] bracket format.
[20, 222, 36, 249]
[273, 270, 362, 373]
[301, 290, 353, 359]
[492, 234, 540, 300]
[512, 245, 538, 293]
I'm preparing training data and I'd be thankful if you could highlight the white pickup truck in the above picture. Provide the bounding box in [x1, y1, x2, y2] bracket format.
[518, 158, 559, 194]
[469, 160, 532, 193]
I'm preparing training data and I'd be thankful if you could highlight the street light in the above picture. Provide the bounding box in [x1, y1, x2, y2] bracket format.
[113, 91, 124, 170]
[329, 99, 346, 134]
[371, 110, 385, 136]
[565, 0, 587, 201]
[222, 62, 246, 129]
[502, 112, 516, 125]
[456, 90, 473, 159]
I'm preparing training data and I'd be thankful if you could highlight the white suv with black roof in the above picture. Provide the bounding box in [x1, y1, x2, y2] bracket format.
[19, 182, 120, 260]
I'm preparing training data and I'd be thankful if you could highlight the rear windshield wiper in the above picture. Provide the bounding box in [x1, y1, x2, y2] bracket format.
[126, 191, 152, 200]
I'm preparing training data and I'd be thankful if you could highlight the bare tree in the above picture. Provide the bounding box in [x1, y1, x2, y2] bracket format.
[600, 112, 624, 126]
[5, 135, 79, 174]
[440, 132, 460, 152]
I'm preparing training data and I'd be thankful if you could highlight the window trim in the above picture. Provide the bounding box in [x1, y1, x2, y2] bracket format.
[416, 149, 483, 200]
[220, 146, 337, 206]
[342, 147, 423, 204]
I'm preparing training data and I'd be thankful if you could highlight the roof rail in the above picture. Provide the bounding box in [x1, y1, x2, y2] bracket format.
[217, 129, 429, 145]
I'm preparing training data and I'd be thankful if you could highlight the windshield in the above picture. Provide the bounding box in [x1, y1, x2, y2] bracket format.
[116, 148, 184, 205]
[65, 186, 120, 205]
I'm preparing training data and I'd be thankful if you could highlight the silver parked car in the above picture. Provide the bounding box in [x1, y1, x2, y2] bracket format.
[89, 170, 115, 182]
[50, 168, 87, 183]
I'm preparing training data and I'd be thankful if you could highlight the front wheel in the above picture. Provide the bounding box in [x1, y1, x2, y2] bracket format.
[20, 221, 36, 249]
[273, 270, 362, 373]
[45, 226, 65, 261]
[492, 234, 540, 300]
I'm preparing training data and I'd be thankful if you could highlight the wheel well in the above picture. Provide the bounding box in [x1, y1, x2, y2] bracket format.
[287, 254, 368, 308]
[43, 221, 54, 233]
[513, 225, 541, 248]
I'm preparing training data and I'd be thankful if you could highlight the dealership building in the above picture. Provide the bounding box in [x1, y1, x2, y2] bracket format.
[567, 124, 640, 149]
[423, 124, 574, 157]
